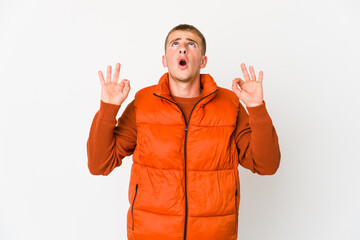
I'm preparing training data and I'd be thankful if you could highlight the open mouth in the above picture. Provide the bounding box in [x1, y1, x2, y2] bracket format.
[178, 58, 188, 68]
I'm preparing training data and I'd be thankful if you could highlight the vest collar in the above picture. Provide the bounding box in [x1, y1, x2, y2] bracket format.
[153, 72, 218, 103]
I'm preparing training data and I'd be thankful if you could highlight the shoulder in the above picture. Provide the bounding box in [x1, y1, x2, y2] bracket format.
[135, 84, 157, 96]
[133, 85, 160, 111]
[134, 85, 157, 99]
[215, 86, 240, 106]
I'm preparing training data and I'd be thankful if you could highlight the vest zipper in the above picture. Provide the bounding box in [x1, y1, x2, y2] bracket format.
[132, 183, 138, 231]
[153, 90, 217, 240]
[235, 189, 238, 212]
[235, 188, 239, 237]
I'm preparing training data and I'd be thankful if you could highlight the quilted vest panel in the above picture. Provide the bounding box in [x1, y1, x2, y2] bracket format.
[127, 73, 241, 240]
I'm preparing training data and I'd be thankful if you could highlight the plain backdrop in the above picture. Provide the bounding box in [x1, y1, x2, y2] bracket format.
[0, 0, 359, 239]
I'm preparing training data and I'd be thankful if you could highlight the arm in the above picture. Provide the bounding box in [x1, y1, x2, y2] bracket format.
[235, 100, 281, 175]
[87, 99, 137, 176]
[87, 62, 134, 176]
[232, 63, 280, 175]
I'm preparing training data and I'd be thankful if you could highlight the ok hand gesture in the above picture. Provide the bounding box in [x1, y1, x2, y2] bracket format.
[98, 63, 130, 106]
[232, 63, 263, 107]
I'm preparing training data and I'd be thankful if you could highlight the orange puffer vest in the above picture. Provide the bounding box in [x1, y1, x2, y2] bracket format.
[127, 72, 241, 240]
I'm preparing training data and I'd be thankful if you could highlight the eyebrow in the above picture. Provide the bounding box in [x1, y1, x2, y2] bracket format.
[169, 38, 198, 46]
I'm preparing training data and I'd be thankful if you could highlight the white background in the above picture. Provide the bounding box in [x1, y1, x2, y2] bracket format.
[0, 0, 359, 239]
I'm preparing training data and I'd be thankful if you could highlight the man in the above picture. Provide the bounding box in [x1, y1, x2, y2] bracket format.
[87, 24, 281, 240]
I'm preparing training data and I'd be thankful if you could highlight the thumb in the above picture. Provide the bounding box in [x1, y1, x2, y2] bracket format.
[123, 80, 131, 96]
[238, 78, 245, 88]
[232, 78, 242, 97]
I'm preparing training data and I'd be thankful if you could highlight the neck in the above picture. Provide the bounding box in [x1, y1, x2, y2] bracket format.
[168, 73, 203, 98]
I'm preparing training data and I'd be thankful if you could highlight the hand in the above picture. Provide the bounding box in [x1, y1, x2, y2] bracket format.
[98, 63, 130, 106]
[232, 63, 263, 107]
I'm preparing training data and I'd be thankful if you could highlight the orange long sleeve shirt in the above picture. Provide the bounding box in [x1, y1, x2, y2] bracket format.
[87, 95, 281, 176]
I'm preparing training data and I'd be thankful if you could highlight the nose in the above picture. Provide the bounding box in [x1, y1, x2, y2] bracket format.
[179, 43, 187, 54]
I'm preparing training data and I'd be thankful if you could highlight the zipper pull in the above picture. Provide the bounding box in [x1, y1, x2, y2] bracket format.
[185, 125, 188, 131]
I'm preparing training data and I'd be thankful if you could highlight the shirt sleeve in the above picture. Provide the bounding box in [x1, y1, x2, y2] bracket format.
[86, 99, 137, 176]
[235, 100, 281, 175]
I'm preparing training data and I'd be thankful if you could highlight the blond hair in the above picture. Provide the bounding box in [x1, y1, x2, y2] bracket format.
[164, 24, 206, 56]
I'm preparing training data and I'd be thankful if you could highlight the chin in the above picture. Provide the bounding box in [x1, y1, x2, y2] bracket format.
[175, 72, 192, 82]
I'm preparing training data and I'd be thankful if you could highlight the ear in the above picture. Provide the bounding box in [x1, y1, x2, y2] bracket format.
[200, 55, 207, 68]
[162, 55, 167, 68]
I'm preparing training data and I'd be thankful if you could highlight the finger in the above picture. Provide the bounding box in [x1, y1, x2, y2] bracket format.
[119, 79, 127, 92]
[98, 71, 105, 87]
[123, 80, 131, 97]
[241, 63, 251, 81]
[113, 63, 121, 84]
[233, 78, 245, 88]
[258, 71, 263, 82]
[239, 79, 245, 88]
[106, 65, 112, 83]
[232, 78, 242, 96]
[249, 66, 256, 81]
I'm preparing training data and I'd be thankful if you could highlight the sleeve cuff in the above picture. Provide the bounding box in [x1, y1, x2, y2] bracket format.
[246, 100, 272, 123]
[99, 99, 121, 121]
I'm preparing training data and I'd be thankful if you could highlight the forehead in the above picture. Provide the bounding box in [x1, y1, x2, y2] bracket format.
[167, 30, 201, 43]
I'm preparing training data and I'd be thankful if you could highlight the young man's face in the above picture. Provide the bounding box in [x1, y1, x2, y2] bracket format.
[162, 30, 207, 83]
